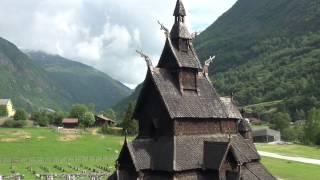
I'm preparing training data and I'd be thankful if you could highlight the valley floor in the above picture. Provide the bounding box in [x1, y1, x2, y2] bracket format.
[0, 128, 319, 179]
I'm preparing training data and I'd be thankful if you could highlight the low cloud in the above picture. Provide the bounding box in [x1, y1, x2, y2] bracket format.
[0, 0, 236, 88]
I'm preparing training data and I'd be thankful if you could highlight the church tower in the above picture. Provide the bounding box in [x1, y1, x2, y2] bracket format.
[108, 1, 276, 179]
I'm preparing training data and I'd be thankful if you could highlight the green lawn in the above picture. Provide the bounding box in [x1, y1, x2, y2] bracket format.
[1, 128, 320, 179]
[256, 144, 320, 159]
[0, 128, 125, 178]
[262, 157, 320, 180]
[0, 128, 124, 158]
[251, 124, 269, 130]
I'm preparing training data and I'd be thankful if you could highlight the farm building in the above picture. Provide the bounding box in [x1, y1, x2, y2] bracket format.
[0, 99, 15, 117]
[108, 0, 275, 179]
[94, 114, 116, 126]
[62, 118, 79, 128]
[252, 128, 281, 143]
[248, 117, 263, 125]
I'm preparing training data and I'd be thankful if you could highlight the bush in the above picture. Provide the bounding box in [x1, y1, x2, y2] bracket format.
[270, 112, 291, 132]
[80, 112, 95, 127]
[100, 125, 122, 135]
[70, 104, 88, 119]
[0, 106, 8, 117]
[37, 116, 49, 127]
[2, 120, 27, 128]
[282, 128, 298, 142]
[14, 109, 28, 120]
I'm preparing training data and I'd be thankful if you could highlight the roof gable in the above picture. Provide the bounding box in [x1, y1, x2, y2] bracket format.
[117, 139, 137, 171]
[0, 99, 10, 105]
[158, 38, 202, 69]
[133, 69, 170, 120]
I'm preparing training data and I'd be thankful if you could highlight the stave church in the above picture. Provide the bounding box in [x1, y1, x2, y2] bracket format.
[108, 0, 276, 179]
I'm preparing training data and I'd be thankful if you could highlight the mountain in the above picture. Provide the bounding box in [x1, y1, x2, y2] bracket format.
[27, 51, 132, 111]
[194, 0, 320, 118]
[0, 37, 70, 110]
[0, 37, 131, 111]
[115, 0, 320, 119]
[113, 83, 143, 117]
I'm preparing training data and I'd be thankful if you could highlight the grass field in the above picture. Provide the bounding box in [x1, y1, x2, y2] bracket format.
[256, 144, 320, 159]
[0, 128, 124, 179]
[0, 128, 320, 179]
[262, 157, 320, 180]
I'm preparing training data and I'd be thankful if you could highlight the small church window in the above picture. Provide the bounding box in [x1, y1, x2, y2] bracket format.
[181, 69, 197, 91]
[179, 39, 189, 51]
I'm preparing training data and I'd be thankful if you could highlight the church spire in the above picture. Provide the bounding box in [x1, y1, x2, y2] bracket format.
[174, 0, 186, 17]
[171, 0, 192, 48]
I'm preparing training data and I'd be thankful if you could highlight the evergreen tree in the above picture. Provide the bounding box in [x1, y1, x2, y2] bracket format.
[304, 108, 320, 145]
[121, 102, 138, 135]
[270, 112, 291, 132]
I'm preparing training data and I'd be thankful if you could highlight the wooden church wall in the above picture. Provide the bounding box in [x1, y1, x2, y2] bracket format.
[174, 119, 220, 135]
[220, 119, 238, 134]
[174, 119, 238, 136]
[174, 170, 219, 180]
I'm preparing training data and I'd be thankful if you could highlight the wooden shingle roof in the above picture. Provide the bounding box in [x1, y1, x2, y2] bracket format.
[173, 0, 186, 16]
[241, 162, 276, 180]
[220, 97, 243, 119]
[150, 68, 228, 119]
[170, 22, 192, 40]
[120, 134, 261, 172]
[158, 38, 202, 69]
[62, 118, 79, 124]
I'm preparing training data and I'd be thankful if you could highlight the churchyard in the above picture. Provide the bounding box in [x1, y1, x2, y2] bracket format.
[0, 128, 319, 179]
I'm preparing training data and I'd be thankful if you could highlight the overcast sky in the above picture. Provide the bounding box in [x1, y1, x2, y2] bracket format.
[0, 0, 237, 88]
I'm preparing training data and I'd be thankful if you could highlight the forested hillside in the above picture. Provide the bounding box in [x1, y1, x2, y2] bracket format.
[0, 37, 70, 110]
[0, 37, 131, 111]
[194, 0, 320, 119]
[28, 51, 132, 111]
[115, 0, 320, 120]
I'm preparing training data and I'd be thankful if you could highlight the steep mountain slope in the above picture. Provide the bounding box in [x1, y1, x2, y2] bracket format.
[0, 37, 131, 111]
[27, 51, 132, 111]
[0, 37, 70, 110]
[115, 0, 320, 118]
[193, 0, 320, 116]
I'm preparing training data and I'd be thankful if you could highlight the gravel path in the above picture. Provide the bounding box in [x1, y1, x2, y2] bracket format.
[258, 151, 320, 165]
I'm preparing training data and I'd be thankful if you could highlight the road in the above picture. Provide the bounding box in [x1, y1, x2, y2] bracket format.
[258, 151, 320, 165]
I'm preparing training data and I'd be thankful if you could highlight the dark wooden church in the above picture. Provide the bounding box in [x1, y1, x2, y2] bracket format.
[109, 0, 276, 179]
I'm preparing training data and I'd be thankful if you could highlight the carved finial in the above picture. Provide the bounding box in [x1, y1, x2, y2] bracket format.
[136, 50, 153, 68]
[205, 56, 215, 66]
[157, 20, 169, 37]
[203, 55, 215, 80]
[191, 31, 201, 39]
